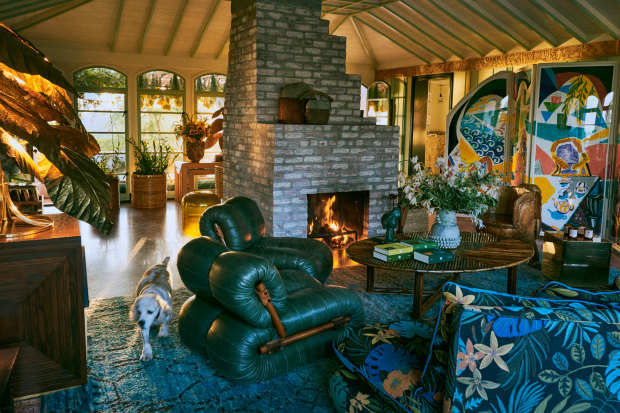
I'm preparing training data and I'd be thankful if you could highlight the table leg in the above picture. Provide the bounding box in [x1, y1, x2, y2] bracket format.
[366, 266, 375, 292]
[412, 271, 423, 319]
[507, 266, 517, 295]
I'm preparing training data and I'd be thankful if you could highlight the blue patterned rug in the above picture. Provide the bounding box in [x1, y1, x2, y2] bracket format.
[39, 264, 619, 412]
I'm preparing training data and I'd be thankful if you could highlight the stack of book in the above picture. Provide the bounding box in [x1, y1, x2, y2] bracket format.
[373, 238, 437, 262]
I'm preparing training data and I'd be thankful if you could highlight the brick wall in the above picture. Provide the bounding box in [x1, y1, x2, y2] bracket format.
[224, 0, 400, 237]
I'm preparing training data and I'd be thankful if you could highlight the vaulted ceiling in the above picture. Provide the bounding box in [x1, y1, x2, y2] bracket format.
[1, 0, 619, 74]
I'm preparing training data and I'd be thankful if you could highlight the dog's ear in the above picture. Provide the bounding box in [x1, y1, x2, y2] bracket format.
[130, 300, 140, 322]
[156, 296, 172, 322]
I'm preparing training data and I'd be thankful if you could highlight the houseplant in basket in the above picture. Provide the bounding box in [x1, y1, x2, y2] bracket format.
[398, 156, 502, 248]
[174, 110, 224, 163]
[128, 137, 177, 208]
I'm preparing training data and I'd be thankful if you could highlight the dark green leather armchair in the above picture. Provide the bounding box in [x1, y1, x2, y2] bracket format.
[177, 236, 365, 384]
[199, 196, 332, 283]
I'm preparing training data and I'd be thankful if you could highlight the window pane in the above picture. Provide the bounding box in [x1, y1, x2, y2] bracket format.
[195, 74, 226, 92]
[197, 96, 225, 115]
[74, 67, 126, 88]
[141, 134, 183, 152]
[80, 111, 125, 133]
[140, 113, 183, 134]
[139, 71, 185, 91]
[140, 94, 183, 112]
[91, 133, 126, 152]
[78, 92, 125, 111]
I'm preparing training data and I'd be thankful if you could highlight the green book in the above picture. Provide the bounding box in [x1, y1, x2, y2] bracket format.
[373, 251, 412, 262]
[414, 248, 454, 264]
[399, 238, 438, 250]
[374, 242, 414, 255]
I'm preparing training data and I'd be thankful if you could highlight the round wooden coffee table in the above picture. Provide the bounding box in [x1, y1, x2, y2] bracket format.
[346, 232, 534, 318]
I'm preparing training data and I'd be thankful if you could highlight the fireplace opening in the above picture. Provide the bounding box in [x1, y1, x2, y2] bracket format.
[307, 191, 369, 265]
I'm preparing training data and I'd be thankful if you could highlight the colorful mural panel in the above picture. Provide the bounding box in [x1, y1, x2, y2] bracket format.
[532, 64, 616, 233]
[447, 74, 509, 175]
[511, 72, 531, 186]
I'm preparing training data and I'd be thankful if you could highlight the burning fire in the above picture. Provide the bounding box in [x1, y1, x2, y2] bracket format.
[308, 195, 356, 249]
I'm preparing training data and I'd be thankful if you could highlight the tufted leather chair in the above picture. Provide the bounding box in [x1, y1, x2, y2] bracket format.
[199, 196, 333, 283]
[480, 183, 542, 267]
[177, 236, 364, 383]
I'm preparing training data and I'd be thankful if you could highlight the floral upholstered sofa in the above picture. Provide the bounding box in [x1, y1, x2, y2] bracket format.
[329, 282, 620, 412]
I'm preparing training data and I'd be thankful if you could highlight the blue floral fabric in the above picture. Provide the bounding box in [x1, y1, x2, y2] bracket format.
[445, 304, 620, 412]
[331, 321, 444, 413]
[535, 281, 620, 309]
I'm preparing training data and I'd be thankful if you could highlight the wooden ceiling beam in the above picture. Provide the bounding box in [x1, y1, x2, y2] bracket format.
[165, 0, 190, 56]
[427, 0, 506, 53]
[572, 0, 620, 39]
[191, 0, 222, 58]
[322, 0, 366, 17]
[366, 10, 446, 60]
[496, 0, 558, 46]
[0, 0, 74, 20]
[350, 17, 377, 69]
[325, 0, 401, 17]
[329, 15, 349, 34]
[399, 0, 483, 57]
[532, 0, 589, 44]
[383, 5, 463, 59]
[216, 34, 229, 60]
[459, 0, 530, 49]
[138, 0, 157, 54]
[354, 16, 430, 63]
[13, 0, 94, 31]
[110, 0, 124, 52]
[376, 39, 619, 79]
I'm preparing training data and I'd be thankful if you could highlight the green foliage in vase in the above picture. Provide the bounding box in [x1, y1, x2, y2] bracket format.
[127, 137, 177, 176]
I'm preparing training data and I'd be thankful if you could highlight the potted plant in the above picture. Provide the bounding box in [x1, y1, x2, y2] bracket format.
[398, 156, 502, 248]
[92, 142, 124, 210]
[173, 110, 223, 163]
[128, 137, 177, 209]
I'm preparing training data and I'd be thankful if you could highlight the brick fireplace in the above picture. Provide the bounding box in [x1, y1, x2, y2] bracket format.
[223, 0, 400, 238]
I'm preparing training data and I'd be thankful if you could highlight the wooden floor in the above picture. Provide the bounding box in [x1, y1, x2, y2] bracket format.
[72, 201, 193, 300]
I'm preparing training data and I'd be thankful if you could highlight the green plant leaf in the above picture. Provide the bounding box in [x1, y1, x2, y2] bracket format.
[538, 369, 561, 383]
[533, 394, 553, 413]
[558, 376, 572, 397]
[589, 371, 606, 393]
[564, 403, 592, 413]
[0, 131, 41, 179]
[550, 397, 569, 413]
[571, 343, 586, 364]
[608, 331, 620, 348]
[591, 334, 605, 360]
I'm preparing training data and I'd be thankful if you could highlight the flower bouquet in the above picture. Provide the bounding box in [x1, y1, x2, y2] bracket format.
[398, 157, 503, 248]
[174, 110, 224, 162]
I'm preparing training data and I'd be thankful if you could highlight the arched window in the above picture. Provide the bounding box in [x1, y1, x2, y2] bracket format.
[360, 84, 368, 117]
[367, 81, 389, 125]
[138, 70, 185, 193]
[74, 67, 128, 197]
[195, 73, 226, 159]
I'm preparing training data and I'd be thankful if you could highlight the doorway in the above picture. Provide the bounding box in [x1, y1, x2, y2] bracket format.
[410, 75, 452, 173]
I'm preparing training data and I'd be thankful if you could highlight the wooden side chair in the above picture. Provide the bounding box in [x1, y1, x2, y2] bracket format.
[479, 183, 542, 267]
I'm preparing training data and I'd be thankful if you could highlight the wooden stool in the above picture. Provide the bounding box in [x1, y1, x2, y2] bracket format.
[181, 190, 220, 237]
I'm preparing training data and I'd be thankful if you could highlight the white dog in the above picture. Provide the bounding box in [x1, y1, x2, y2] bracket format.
[130, 257, 173, 361]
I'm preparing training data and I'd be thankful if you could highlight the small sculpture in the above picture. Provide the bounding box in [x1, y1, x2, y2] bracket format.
[381, 207, 401, 243]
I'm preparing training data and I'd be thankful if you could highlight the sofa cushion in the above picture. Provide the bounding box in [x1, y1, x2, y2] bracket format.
[444, 303, 620, 412]
[535, 281, 620, 309]
[332, 320, 444, 412]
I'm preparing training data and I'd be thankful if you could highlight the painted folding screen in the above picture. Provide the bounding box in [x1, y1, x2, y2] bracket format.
[447, 72, 511, 175]
[531, 63, 617, 234]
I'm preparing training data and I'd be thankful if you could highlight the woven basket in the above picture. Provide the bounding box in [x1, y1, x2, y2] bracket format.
[131, 174, 166, 208]
[214, 165, 223, 200]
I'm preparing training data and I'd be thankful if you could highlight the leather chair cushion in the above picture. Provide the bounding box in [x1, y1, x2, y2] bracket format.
[199, 196, 266, 251]
[177, 236, 229, 300]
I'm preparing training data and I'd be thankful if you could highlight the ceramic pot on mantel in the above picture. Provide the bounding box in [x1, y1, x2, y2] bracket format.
[185, 140, 205, 163]
[430, 209, 461, 249]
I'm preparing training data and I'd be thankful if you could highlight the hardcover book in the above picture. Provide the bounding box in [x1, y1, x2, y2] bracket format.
[373, 242, 414, 255]
[414, 248, 454, 264]
[373, 251, 412, 262]
[399, 238, 438, 250]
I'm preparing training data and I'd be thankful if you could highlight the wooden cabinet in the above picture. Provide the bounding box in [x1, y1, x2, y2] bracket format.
[0, 214, 87, 398]
[542, 231, 612, 288]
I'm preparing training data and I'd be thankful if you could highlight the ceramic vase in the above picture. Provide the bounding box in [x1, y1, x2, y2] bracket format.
[186, 140, 205, 163]
[430, 209, 461, 249]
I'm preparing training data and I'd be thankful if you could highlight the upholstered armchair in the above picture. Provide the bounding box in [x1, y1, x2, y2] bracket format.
[480, 183, 542, 266]
[199, 196, 333, 283]
[177, 236, 364, 384]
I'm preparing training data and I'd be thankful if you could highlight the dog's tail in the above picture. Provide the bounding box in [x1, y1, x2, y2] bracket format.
[162, 256, 170, 267]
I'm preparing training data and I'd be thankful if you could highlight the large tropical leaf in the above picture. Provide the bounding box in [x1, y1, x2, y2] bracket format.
[0, 130, 41, 179]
